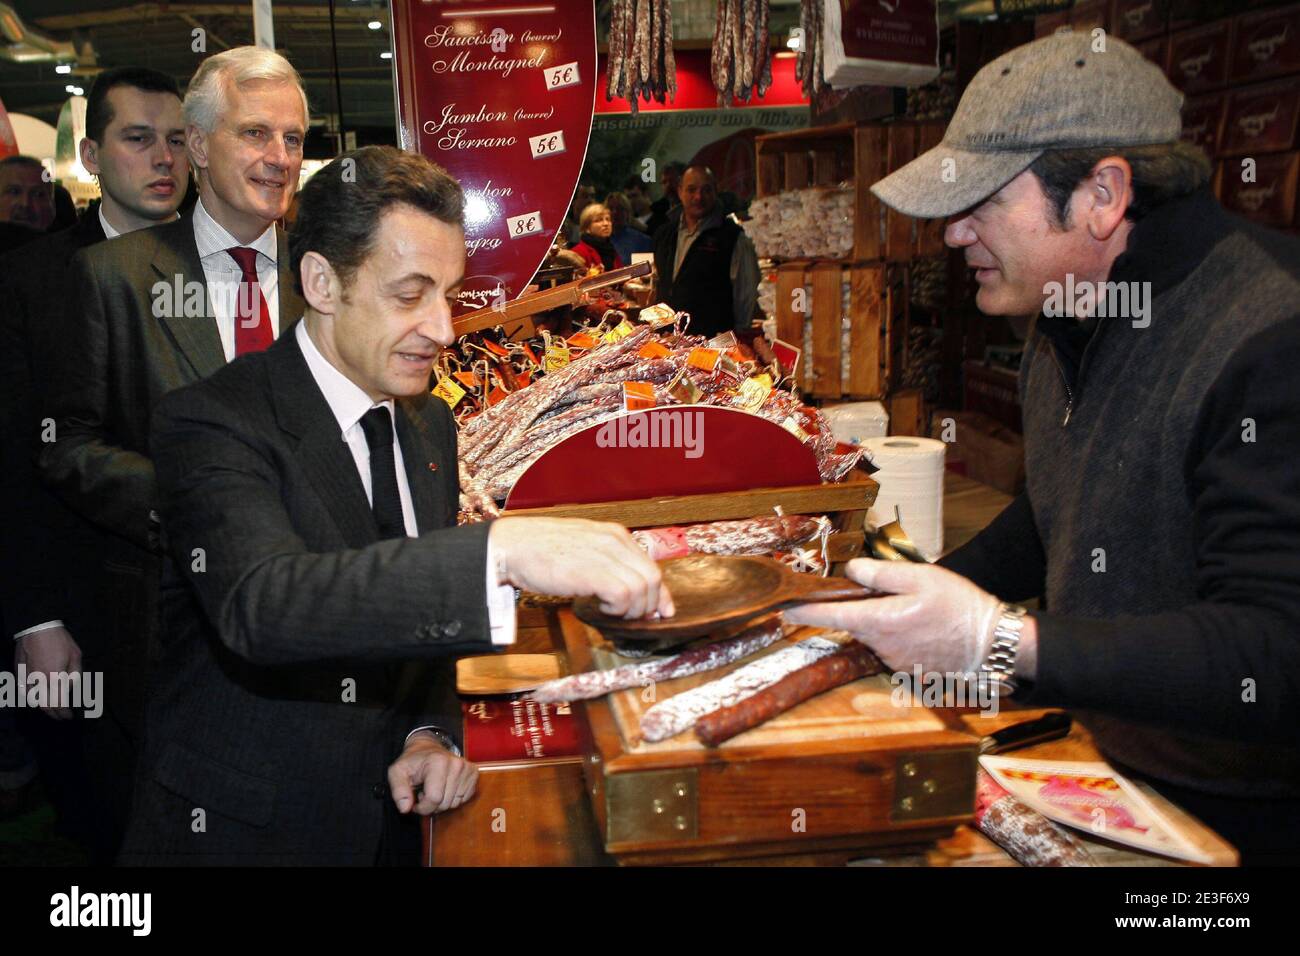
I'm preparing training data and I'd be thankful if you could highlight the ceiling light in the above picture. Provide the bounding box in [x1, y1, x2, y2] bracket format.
[368, 20, 383, 30]
[55, 63, 72, 74]
[380, 51, 393, 60]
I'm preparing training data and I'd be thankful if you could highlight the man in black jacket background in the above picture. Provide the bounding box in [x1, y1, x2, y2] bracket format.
[0, 67, 188, 860]
[651, 165, 759, 338]
[787, 33, 1300, 864]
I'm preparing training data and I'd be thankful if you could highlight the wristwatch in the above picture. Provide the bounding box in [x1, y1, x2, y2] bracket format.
[980, 603, 1027, 697]
[405, 726, 462, 757]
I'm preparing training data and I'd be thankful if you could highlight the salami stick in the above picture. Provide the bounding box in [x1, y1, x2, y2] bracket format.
[695, 642, 881, 746]
[640, 636, 842, 742]
[529, 619, 785, 704]
[975, 769, 1095, 867]
[663, 0, 677, 97]
[607, 0, 626, 99]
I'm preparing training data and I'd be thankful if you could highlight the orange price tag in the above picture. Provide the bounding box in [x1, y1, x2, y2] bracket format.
[453, 370, 480, 389]
[487, 385, 510, 406]
[637, 341, 671, 359]
[484, 340, 510, 358]
[622, 381, 656, 411]
[567, 331, 597, 350]
[687, 348, 721, 373]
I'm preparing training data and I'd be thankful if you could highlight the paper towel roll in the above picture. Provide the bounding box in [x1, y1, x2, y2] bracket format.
[862, 437, 946, 562]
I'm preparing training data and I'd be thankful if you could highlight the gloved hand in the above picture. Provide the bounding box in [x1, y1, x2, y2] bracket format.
[784, 558, 1003, 676]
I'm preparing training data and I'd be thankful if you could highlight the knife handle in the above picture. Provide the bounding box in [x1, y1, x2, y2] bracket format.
[979, 712, 1072, 755]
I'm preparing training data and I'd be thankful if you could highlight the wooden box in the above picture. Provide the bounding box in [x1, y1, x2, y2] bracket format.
[1111, 0, 1172, 43]
[1230, 4, 1300, 84]
[772, 260, 908, 401]
[1181, 91, 1229, 157]
[560, 612, 979, 864]
[1221, 78, 1300, 156]
[1218, 150, 1299, 227]
[754, 121, 946, 265]
[1166, 20, 1234, 93]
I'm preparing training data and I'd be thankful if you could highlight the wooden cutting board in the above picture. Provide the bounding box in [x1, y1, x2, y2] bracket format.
[594, 629, 946, 753]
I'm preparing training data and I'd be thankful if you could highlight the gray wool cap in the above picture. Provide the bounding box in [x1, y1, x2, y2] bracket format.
[871, 31, 1185, 219]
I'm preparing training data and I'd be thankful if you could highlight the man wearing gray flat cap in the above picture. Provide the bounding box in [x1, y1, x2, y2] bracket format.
[788, 31, 1300, 864]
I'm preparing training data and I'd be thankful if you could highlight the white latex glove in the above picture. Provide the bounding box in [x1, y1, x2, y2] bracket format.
[488, 516, 674, 620]
[784, 558, 1003, 676]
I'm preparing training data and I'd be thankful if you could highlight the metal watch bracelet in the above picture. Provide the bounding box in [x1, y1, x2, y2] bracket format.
[980, 603, 1027, 697]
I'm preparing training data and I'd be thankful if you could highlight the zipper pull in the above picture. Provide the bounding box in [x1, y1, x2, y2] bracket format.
[1062, 403, 1072, 427]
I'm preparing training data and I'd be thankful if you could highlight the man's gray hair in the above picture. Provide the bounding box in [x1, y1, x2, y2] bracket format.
[184, 46, 308, 132]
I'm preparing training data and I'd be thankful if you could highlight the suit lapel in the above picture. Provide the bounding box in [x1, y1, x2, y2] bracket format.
[268, 333, 379, 549]
[395, 400, 445, 534]
[149, 218, 226, 379]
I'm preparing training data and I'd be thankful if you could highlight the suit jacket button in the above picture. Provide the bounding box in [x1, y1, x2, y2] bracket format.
[442, 620, 462, 637]
[371, 782, 387, 799]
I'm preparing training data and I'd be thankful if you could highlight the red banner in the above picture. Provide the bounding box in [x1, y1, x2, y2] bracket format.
[389, 0, 597, 316]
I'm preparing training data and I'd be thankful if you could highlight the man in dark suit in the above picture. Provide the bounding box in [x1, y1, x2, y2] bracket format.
[0, 67, 188, 860]
[37, 47, 307, 853]
[121, 146, 670, 865]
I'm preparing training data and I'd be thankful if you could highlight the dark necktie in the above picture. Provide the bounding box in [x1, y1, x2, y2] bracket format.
[358, 406, 406, 540]
[226, 246, 274, 355]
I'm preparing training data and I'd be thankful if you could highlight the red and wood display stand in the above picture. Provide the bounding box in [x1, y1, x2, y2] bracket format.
[501, 406, 878, 567]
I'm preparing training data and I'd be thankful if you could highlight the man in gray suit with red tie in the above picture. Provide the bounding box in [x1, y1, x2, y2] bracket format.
[121, 145, 671, 864]
[39, 46, 309, 849]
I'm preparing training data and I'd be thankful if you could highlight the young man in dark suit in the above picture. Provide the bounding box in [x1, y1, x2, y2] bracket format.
[121, 146, 670, 865]
[37, 47, 307, 856]
[0, 66, 188, 860]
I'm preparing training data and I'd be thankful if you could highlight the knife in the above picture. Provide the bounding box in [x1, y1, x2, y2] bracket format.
[978, 711, 1072, 756]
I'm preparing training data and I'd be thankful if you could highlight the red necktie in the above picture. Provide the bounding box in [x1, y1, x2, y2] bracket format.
[227, 246, 274, 356]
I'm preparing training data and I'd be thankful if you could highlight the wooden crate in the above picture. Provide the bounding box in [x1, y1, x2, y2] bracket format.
[772, 260, 907, 401]
[754, 121, 946, 264]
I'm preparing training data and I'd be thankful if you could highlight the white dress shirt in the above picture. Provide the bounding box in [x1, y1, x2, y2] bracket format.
[192, 197, 281, 361]
[295, 322, 514, 645]
[98, 205, 121, 239]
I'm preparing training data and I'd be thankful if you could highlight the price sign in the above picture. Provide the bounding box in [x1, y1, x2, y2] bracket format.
[543, 61, 581, 90]
[433, 375, 467, 409]
[389, 0, 597, 319]
[543, 342, 571, 372]
[529, 130, 567, 159]
[507, 211, 543, 239]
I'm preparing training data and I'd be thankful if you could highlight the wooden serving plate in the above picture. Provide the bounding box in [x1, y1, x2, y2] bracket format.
[573, 554, 873, 651]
